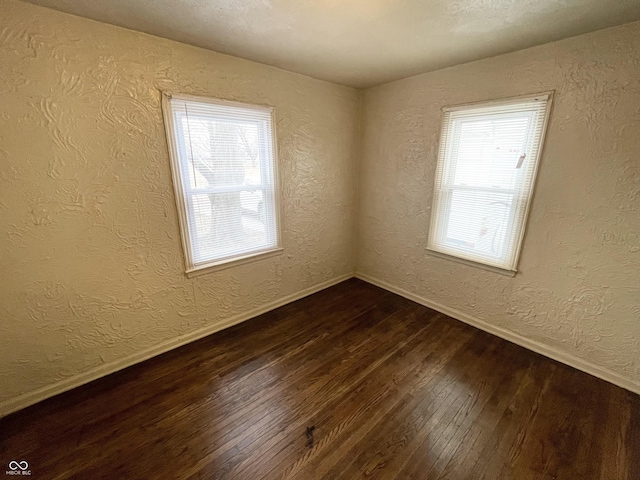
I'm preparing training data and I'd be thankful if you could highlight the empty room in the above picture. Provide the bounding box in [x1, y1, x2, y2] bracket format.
[1, 0, 639, 478]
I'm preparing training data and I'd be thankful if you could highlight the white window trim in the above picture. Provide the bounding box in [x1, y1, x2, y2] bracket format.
[427, 91, 554, 275]
[161, 92, 284, 277]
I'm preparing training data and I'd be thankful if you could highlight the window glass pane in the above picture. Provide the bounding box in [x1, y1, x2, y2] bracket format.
[188, 190, 269, 263]
[451, 114, 531, 190]
[179, 115, 264, 190]
[443, 189, 513, 260]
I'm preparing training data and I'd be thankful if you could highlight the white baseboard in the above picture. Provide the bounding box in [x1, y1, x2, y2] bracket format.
[0, 273, 355, 418]
[356, 272, 640, 395]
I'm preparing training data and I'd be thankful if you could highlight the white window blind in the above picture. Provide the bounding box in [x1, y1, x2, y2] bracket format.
[162, 93, 281, 274]
[428, 93, 552, 272]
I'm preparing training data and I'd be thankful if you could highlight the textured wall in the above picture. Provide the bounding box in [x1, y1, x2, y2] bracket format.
[358, 22, 640, 388]
[0, 0, 359, 407]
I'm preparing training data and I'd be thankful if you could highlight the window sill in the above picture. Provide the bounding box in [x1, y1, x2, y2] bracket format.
[425, 248, 516, 277]
[186, 247, 284, 278]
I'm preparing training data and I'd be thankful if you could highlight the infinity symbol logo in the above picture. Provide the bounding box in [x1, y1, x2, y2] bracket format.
[8, 461, 28, 470]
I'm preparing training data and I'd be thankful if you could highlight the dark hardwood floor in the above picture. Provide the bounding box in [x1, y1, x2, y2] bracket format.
[1, 279, 638, 479]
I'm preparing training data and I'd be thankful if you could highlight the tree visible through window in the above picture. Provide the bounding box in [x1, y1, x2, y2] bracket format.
[163, 94, 281, 274]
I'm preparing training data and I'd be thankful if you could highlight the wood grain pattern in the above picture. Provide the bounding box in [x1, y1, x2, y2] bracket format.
[1, 279, 638, 479]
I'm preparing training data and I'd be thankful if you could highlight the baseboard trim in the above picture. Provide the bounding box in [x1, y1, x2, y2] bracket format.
[356, 272, 640, 395]
[0, 273, 355, 418]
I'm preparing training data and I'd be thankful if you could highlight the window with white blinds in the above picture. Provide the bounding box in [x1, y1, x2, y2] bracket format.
[428, 93, 552, 273]
[162, 93, 281, 275]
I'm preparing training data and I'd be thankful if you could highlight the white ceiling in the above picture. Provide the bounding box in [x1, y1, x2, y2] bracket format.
[22, 0, 640, 88]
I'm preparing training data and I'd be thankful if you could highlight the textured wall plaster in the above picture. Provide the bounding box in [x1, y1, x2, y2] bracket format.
[0, 0, 359, 406]
[358, 22, 640, 387]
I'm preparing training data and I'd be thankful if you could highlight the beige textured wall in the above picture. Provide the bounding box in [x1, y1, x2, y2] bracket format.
[358, 22, 640, 390]
[0, 0, 359, 410]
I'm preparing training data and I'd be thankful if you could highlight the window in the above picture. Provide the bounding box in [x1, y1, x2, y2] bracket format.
[162, 93, 282, 276]
[427, 93, 552, 274]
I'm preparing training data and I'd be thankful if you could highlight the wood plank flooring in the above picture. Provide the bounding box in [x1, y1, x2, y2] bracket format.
[1, 278, 638, 479]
